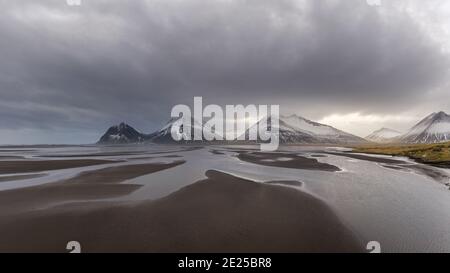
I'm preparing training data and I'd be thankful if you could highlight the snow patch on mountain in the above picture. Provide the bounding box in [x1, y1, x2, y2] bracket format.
[149, 116, 221, 143]
[282, 114, 338, 136]
[241, 114, 367, 144]
[366, 128, 402, 143]
[400, 111, 450, 144]
[98, 122, 147, 144]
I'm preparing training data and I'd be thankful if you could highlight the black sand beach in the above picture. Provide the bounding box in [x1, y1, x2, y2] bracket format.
[0, 169, 363, 253]
[237, 151, 340, 171]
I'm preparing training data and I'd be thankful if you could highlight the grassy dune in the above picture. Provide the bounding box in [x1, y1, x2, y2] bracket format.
[353, 142, 450, 166]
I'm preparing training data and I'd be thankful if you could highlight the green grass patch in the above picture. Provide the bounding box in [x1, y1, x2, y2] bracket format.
[353, 142, 450, 163]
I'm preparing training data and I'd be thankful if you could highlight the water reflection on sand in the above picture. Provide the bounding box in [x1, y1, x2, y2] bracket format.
[0, 144, 450, 252]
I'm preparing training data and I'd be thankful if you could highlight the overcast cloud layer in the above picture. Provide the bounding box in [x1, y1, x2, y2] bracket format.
[1, 0, 450, 143]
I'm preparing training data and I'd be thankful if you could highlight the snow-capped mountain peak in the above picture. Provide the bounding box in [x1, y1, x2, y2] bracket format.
[365, 128, 402, 143]
[241, 114, 367, 144]
[148, 116, 221, 143]
[281, 114, 347, 136]
[98, 114, 370, 145]
[400, 111, 450, 143]
[98, 122, 147, 144]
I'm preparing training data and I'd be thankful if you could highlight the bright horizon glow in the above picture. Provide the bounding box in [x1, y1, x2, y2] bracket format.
[319, 112, 421, 137]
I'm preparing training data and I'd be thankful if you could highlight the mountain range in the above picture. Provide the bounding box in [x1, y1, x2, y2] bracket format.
[365, 128, 402, 143]
[241, 114, 367, 144]
[98, 111, 450, 145]
[366, 111, 450, 144]
[98, 118, 221, 144]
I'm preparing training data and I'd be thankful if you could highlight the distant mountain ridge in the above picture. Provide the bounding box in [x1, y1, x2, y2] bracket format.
[98, 118, 221, 144]
[364, 111, 450, 144]
[99, 111, 450, 145]
[240, 114, 367, 144]
[98, 114, 367, 145]
[365, 128, 402, 143]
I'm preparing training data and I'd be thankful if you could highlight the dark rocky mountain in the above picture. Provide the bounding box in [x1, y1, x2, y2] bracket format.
[98, 122, 149, 144]
[98, 118, 221, 144]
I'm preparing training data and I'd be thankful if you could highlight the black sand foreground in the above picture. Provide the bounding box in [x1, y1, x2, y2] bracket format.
[0, 173, 47, 183]
[0, 159, 120, 174]
[237, 151, 340, 171]
[0, 161, 185, 214]
[0, 170, 363, 253]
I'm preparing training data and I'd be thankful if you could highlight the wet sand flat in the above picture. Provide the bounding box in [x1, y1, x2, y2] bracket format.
[0, 161, 185, 215]
[37, 146, 202, 158]
[0, 149, 36, 152]
[330, 152, 450, 183]
[265, 180, 303, 187]
[400, 164, 450, 182]
[237, 151, 340, 171]
[126, 155, 183, 161]
[0, 174, 47, 183]
[0, 159, 120, 174]
[0, 155, 25, 159]
[0, 170, 363, 253]
[38, 151, 149, 158]
[310, 154, 327, 158]
[326, 152, 405, 164]
[210, 149, 226, 155]
[381, 165, 404, 171]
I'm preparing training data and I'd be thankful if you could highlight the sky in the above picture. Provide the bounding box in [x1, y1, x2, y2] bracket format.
[1, 0, 450, 144]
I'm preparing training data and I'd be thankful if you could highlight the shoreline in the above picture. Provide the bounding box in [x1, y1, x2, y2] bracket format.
[329, 150, 450, 187]
[350, 143, 450, 169]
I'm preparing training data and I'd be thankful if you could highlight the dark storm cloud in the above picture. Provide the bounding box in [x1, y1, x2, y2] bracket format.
[0, 0, 449, 142]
